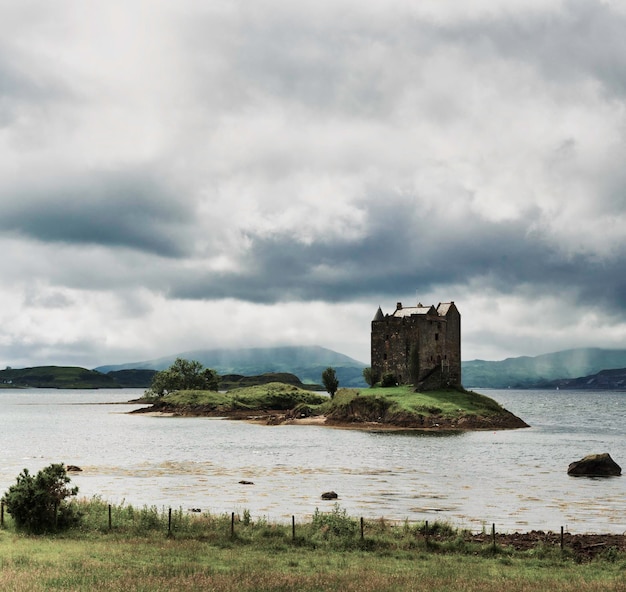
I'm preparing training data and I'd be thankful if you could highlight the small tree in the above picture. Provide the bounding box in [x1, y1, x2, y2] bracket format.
[147, 358, 219, 397]
[1, 463, 80, 533]
[362, 367, 374, 387]
[322, 367, 339, 399]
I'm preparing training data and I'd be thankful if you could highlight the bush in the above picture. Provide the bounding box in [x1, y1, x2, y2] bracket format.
[381, 373, 397, 387]
[1, 463, 81, 533]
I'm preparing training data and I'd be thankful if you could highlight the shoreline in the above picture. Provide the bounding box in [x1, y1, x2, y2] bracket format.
[131, 405, 529, 431]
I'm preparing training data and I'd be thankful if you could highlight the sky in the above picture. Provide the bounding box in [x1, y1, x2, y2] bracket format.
[2, 0, 626, 369]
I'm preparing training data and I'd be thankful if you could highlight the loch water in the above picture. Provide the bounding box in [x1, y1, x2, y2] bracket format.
[1, 388, 625, 533]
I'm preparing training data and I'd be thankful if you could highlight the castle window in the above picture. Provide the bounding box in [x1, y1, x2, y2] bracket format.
[383, 353, 387, 361]
[435, 333, 439, 341]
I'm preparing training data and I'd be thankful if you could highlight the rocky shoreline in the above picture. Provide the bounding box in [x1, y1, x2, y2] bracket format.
[132, 403, 529, 431]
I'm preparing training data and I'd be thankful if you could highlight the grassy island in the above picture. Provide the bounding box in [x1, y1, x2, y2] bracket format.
[135, 383, 528, 430]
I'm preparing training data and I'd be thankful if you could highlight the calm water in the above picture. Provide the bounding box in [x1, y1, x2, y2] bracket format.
[1, 388, 625, 533]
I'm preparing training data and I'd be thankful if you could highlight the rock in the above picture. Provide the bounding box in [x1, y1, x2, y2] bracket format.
[567, 453, 622, 477]
[239, 480, 254, 485]
[66, 465, 82, 472]
[321, 491, 338, 500]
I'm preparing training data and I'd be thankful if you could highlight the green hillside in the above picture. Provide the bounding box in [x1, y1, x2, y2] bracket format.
[0, 366, 118, 389]
[96, 345, 368, 387]
[462, 347, 626, 388]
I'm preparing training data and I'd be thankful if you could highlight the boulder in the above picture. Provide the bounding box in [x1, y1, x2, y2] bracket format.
[66, 465, 82, 472]
[567, 453, 621, 477]
[321, 491, 338, 500]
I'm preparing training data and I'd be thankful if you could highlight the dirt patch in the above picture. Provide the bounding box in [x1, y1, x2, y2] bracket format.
[466, 530, 626, 561]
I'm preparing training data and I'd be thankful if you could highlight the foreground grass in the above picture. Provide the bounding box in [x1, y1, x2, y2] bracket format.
[1, 500, 625, 591]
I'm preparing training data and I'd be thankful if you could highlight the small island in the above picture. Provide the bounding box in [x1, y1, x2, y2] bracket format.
[132, 300, 528, 430]
[133, 382, 528, 431]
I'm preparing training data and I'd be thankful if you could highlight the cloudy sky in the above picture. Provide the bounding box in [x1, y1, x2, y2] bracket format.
[2, 0, 626, 369]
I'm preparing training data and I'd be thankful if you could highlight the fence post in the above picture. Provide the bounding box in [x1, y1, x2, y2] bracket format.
[560, 526, 564, 551]
[292, 515, 296, 541]
[108, 504, 112, 530]
[492, 523, 496, 551]
[360, 517, 364, 541]
[231, 512, 235, 538]
[168, 508, 172, 535]
[1, 501, 4, 528]
[425, 520, 429, 546]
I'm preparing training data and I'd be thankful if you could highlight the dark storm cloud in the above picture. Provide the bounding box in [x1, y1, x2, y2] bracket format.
[169, 193, 624, 311]
[0, 170, 194, 257]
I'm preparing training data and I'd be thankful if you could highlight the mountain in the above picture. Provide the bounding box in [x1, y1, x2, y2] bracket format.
[95, 345, 368, 388]
[544, 367, 626, 390]
[462, 347, 626, 389]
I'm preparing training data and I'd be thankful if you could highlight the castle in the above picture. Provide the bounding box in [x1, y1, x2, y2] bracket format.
[371, 300, 461, 390]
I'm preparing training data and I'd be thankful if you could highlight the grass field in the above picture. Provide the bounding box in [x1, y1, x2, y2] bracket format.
[1, 500, 625, 591]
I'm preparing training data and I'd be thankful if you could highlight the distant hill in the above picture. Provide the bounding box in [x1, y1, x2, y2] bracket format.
[95, 345, 368, 388]
[462, 348, 626, 388]
[544, 367, 626, 390]
[0, 366, 118, 389]
[106, 369, 158, 388]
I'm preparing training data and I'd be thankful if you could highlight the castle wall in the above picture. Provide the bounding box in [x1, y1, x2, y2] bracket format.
[371, 302, 461, 389]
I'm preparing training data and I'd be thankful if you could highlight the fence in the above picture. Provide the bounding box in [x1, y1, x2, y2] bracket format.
[0, 500, 574, 553]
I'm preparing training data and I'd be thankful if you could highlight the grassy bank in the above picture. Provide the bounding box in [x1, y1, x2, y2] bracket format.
[1, 500, 625, 591]
[143, 382, 327, 414]
[138, 383, 527, 429]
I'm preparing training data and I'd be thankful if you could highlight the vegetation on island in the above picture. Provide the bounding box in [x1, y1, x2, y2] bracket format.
[321, 366, 339, 398]
[146, 358, 219, 397]
[136, 359, 527, 430]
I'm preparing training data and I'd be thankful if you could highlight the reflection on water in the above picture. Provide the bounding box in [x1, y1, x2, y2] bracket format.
[1, 388, 625, 533]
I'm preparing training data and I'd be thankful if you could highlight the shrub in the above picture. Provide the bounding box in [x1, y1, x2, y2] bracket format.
[381, 373, 397, 387]
[312, 504, 358, 538]
[1, 463, 81, 533]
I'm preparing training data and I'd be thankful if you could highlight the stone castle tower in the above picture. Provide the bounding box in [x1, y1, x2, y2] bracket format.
[371, 300, 461, 390]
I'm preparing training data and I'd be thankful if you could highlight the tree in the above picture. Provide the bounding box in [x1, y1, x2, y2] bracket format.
[321, 367, 339, 399]
[1, 463, 80, 533]
[362, 367, 374, 387]
[147, 358, 219, 397]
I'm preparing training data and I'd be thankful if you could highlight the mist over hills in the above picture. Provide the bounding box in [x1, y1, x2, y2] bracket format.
[95, 345, 626, 390]
[461, 347, 626, 389]
[5, 346, 626, 390]
[95, 345, 368, 388]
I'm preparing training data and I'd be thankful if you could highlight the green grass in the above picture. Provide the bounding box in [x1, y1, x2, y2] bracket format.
[154, 382, 327, 413]
[144, 383, 519, 429]
[1, 499, 625, 591]
[324, 385, 508, 424]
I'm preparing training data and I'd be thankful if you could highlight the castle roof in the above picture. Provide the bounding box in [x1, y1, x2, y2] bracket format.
[373, 307, 385, 321]
[436, 302, 456, 316]
[392, 305, 437, 318]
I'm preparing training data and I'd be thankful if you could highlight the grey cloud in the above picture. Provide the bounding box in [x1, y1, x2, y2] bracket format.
[0, 170, 195, 258]
[164, 194, 590, 304]
[437, 0, 626, 97]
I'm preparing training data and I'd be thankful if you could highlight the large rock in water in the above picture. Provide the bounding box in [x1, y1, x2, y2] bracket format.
[567, 453, 622, 477]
